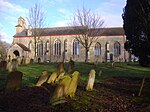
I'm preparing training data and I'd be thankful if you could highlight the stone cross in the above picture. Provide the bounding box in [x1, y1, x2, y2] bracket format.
[5, 71, 23, 94]
[86, 69, 96, 91]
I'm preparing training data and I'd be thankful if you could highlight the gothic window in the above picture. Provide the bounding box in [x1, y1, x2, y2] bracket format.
[64, 39, 67, 51]
[54, 39, 61, 56]
[45, 41, 49, 53]
[114, 42, 121, 56]
[95, 42, 101, 56]
[37, 41, 43, 56]
[73, 39, 80, 55]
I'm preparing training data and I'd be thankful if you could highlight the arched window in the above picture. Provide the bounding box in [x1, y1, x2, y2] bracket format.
[95, 42, 101, 56]
[114, 42, 121, 56]
[37, 41, 43, 56]
[64, 39, 67, 51]
[73, 39, 80, 55]
[54, 39, 61, 56]
[28, 41, 32, 50]
[45, 41, 49, 53]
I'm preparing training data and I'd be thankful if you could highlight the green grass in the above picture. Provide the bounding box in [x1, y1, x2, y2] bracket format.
[0, 62, 150, 88]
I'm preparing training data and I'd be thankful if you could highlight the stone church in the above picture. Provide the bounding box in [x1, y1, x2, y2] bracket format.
[7, 17, 129, 63]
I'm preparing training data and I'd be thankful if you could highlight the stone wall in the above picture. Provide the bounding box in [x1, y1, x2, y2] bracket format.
[8, 34, 129, 62]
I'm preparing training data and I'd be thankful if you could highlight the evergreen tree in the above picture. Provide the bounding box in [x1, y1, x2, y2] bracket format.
[122, 0, 150, 66]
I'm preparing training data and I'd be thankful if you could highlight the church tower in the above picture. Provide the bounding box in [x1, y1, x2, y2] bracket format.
[15, 17, 26, 34]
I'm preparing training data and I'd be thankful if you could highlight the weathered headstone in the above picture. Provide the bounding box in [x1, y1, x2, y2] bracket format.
[55, 72, 65, 83]
[111, 62, 114, 68]
[67, 58, 74, 72]
[68, 71, 80, 98]
[7, 59, 18, 72]
[98, 70, 102, 77]
[21, 56, 26, 65]
[36, 71, 50, 86]
[25, 57, 30, 64]
[47, 72, 58, 84]
[5, 71, 23, 94]
[51, 75, 72, 105]
[57, 62, 65, 75]
[86, 69, 96, 91]
[17, 57, 22, 65]
[0, 61, 7, 69]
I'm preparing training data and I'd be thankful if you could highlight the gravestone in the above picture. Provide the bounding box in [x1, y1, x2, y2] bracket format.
[51, 75, 72, 105]
[25, 58, 30, 64]
[0, 61, 7, 69]
[47, 72, 58, 84]
[55, 72, 65, 83]
[57, 62, 65, 75]
[7, 59, 18, 72]
[98, 70, 102, 77]
[21, 56, 26, 65]
[68, 71, 80, 98]
[86, 69, 96, 91]
[36, 71, 50, 86]
[17, 57, 22, 65]
[67, 58, 74, 72]
[111, 62, 114, 68]
[5, 71, 23, 94]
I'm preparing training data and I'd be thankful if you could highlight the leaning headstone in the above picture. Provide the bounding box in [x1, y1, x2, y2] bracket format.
[7, 59, 18, 72]
[68, 71, 80, 98]
[36, 71, 50, 86]
[51, 75, 72, 105]
[86, 69, 96, 91]
[47, 72, 58, 84]
[57, 62, 65, 75]
[55, 72, 65, 83]
[5, 71, 23, 94]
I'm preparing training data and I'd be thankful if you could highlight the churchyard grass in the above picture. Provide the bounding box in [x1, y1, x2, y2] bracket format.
[0, 62, 150, 88]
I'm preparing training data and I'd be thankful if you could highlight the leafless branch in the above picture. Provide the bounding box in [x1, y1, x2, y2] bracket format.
[70, 6, 104, 62]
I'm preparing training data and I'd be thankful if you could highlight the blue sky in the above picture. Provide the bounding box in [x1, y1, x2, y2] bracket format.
[0, 0, 126, 43]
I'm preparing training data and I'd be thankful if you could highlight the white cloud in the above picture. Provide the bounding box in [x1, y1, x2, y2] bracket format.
[96, 0, 126, 27]
[0, 32, 12, 43]
[0, 0, 28, 13]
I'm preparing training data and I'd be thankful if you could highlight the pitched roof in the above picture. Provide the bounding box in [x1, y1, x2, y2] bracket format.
[16, 43, 30, 51]
[14, 26, 125, 37]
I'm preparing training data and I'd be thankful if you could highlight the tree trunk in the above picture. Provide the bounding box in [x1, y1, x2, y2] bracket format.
[85, 48, 88, 63]
[34, 38, 37, 61]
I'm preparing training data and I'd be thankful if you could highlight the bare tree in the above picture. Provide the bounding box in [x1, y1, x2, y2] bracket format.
[71, 7, 104, 63]
[0, 40, 10, 61]
[27, 3, 45, 60]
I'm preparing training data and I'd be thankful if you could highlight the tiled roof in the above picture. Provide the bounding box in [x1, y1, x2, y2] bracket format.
[14, 26, 125, 37]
